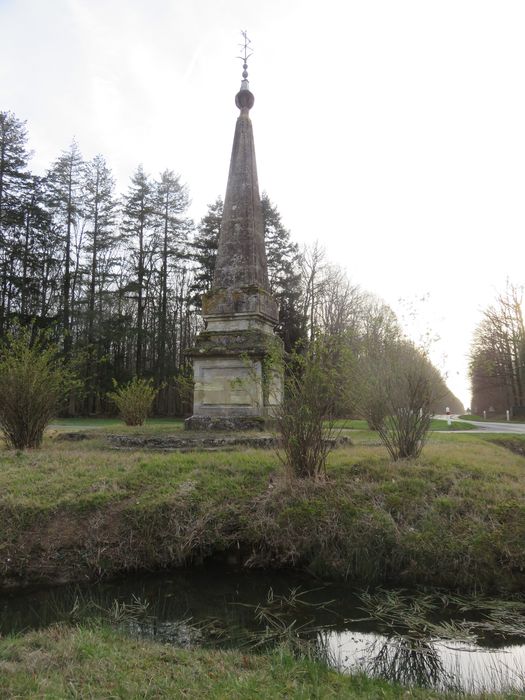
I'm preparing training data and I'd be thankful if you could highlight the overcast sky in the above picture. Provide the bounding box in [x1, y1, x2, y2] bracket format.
[1, 0, 524, 407]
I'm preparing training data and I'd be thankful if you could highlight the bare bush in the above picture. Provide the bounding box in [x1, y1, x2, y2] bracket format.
[108, 377, 158, 426]
[276, 336, 351, 479]
[0, 327, 73, 449]
[358, 341, 436, 460]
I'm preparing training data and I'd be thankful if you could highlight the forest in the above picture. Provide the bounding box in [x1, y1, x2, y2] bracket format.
[0, 109, 463, 417]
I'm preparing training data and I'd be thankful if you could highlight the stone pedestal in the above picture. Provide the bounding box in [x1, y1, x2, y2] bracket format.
[185, 286, 282, 431]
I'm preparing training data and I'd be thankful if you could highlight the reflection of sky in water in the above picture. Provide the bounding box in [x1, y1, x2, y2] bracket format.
[327, 630, 525, 693]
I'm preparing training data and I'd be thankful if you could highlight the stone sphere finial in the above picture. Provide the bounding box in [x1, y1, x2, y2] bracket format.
[235, 88, 254, 112]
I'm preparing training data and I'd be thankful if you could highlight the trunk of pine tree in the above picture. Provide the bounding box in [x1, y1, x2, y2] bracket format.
[0, 140, 6, 336]
[20, 202, 33, 319]
[136, 216, 145, 376]
[158, 197, 169, 385]
[63, 167, 73, 358]
[87, 171, 100, 413]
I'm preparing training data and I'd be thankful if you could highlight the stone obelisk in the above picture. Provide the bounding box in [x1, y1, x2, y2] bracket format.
[185, 44, 282, 430]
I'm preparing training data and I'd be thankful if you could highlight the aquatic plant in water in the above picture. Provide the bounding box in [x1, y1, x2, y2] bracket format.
[347, 589, 525, 693]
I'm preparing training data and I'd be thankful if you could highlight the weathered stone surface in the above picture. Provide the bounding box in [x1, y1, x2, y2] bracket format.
[213, 100, 270, 292]
[202, 286, 278, 326]
[107, 433, 353, 449]
[187, 328, 279, 357]
[108, 432, 275, 448]
[184, 415, 270, 432]
[191, 356, 264, 417]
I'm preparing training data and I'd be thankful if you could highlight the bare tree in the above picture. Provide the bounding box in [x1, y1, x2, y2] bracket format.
[299, 241, 326, 341]
[470, 282, 525, 414]
[318, 265, 364, 338]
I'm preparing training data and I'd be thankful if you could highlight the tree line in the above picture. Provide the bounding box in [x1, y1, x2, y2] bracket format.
[0, 108, 462, 418]
[470, 282, 525, 416]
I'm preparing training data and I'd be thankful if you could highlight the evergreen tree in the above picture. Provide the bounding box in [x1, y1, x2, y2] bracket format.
[121, 165, 156, 375]
[154, 169, 191, 381]
[16, 175, 53, 323]
[0, 111, 30, 335]
[190, 196, 222, 305]
[83, 154, 118, 411]
[46, 140, 85, 357]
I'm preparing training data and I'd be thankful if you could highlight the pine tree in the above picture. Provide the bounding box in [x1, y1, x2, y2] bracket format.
[154, 169, 191, 381]
[83, 154, 118, 411]
[121, 165, 156, 376]
[190, 196, 222, 305]
[17, 175, 53, 323]
[46, 140, 85, 357]
[0, 111, 30, 335]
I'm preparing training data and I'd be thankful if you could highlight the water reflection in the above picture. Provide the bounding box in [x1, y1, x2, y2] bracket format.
[323, 629, 525, 694]
[1, 569, 525, 694]
[360, 636, 458, 690]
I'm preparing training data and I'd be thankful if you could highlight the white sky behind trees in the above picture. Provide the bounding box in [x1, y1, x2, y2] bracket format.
[1, 0, 524, 407]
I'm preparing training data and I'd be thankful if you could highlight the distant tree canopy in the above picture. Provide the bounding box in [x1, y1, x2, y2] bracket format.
[469, 282, 524, 415]
[0, 108, 462, 419]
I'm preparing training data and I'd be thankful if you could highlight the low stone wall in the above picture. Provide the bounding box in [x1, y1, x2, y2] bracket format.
[107, 434, 352, 451]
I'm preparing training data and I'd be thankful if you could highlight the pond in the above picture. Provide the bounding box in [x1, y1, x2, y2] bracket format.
[1, 567, 525, 694]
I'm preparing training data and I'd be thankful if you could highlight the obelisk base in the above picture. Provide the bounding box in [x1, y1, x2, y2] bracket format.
[184, 415, 272, 431]
[185, 322, 283, 431]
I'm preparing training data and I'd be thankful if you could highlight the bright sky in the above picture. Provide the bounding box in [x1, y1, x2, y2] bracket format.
[1, 0, 524, 408]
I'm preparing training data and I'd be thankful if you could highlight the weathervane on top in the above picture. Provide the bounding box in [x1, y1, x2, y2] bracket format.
[237, 30, 253, 91]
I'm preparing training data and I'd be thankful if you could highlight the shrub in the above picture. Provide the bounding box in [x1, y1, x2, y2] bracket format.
[108, 377, 158, 426]
[276, 336, 351, 480]
[359, 340, 436, 460]
[0, 327, 73, 449]
[377, 376, 433, 461]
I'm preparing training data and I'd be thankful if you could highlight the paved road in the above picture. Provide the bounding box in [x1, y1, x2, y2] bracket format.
[435, 415, 525, 434]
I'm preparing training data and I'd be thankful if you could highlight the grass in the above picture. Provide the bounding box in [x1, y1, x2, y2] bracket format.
[1, 430, 525, 591]
[333, 418, 475, 431]
[50, 416, 475, 434]
[429, 418, 476, 431]
[0, 622, 521, 699]
[460, 414, 525, 424]
[50, 416, 185, 432]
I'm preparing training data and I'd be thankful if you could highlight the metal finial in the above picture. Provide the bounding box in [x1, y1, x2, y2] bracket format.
[237, 30, 253, 90]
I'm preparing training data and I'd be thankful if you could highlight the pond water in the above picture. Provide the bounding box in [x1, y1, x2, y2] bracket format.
[1, 567, 525, 694]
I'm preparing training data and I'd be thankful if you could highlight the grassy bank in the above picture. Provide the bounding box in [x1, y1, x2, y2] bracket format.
[0, 622, 520, 699]
[1, 430, 525, 592]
